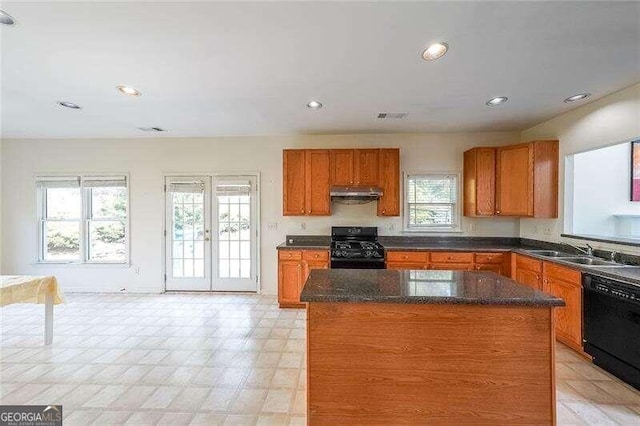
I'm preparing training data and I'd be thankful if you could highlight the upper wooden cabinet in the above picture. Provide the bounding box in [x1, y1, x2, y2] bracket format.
[283, 149, 330, 216]
[330, 149, 379, 186]
[285, 148, 400, 216]
[463, 140, 558, 218]
[463, 147, 496, 216]
[283, 149, 306, 216]
[377, 148, 400, 216]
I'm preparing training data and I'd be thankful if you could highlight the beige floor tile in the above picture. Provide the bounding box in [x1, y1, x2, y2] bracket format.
[64, 410, 102, 426]
[141, 385, 182, 409]
[190, 413, 228, 425]
[91, 410, 133, 424]
[201, 387, 239, 412]
[262, 389, 293, 414]
[557, 401, 588, 425]
[230, 389, 268, 413]
[564, 401, 618, 425]
[595, 381, 640, 405]
[597, 404, 640, 425]
[82, 385, 129, 408]
[270, 369, 298, 388]
[224, 414, 258, 425]
[125, 410, 164, 425]
[158, 412, 194, 425]
[169, 386, 210, 411]
[244, 368, 276, 388]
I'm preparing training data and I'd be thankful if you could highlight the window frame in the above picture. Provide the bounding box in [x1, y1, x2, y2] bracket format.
[403, 171, 462, 233]
[36, 174, 130, 265]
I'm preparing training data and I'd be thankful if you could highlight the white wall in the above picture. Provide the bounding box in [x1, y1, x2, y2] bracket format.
[572, 142, 638, 236]
[521, 83, 640, 254]
[1, 132, 520, 294]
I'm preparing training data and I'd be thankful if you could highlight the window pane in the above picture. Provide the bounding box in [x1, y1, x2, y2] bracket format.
[409, 177, 454, 203]
[194, 259, 204, 278]
[89, 220, 126, 261]
[90, 187, 127, 219]
[240, 260, 251, 278]
[46, 188, 81, 219]
[173, 259, 183, 277]
[411, 205, 453, 226]
[44, 221, 80, 261]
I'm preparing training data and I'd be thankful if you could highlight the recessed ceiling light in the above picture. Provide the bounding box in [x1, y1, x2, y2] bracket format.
[0, 10, 16, 26]
[564, 93, 591, 103]
[117, 85, 142, 97]
[485, 97, 508, 106]
[57, 101, 81, 110]
[307, 100, 323, 109]
[422, 42, 448, 61]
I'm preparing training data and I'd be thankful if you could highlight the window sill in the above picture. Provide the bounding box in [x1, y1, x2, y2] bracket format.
[403, 228, 463, 234]
[561, 234, 640, 248]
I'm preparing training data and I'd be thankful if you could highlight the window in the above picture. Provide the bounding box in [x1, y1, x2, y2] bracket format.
[405, 173, 459, 231]
[37, 175, 128, 263]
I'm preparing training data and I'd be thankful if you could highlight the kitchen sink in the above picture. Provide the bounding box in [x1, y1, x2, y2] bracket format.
[558, 257, 620, 267]
[525, 250, 571, 257]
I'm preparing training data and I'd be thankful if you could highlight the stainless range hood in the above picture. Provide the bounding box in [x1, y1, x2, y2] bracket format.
[330, 186, 383, 205]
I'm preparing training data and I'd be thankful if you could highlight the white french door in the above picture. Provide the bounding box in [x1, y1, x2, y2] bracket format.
[165, 177, 212, 291]
[212, 176, 258, 291]
[164, 175, 258, 292]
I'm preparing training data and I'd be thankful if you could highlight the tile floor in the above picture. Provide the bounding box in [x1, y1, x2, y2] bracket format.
[0, 293, 639, 425]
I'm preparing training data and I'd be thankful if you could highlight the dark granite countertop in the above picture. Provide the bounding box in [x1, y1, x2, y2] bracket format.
[300, 269, 565, 306]
[277, 235, 640, 288]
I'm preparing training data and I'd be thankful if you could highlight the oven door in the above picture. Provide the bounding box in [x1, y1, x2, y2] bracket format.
[330, 259, 386, 269]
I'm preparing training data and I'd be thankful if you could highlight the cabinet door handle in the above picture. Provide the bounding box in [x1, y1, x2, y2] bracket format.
[496, 210, 501, 215]
[301, 208, 304, 213]
[382, 209, 386, 214]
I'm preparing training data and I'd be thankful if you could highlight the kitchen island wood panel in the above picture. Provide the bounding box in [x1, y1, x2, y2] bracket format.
[307, 302, 557, 425]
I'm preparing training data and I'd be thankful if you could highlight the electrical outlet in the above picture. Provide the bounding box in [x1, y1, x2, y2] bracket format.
[543, 225, 552, 235]
[267, 222, 277, 231]
[388, 223, 396, 231]
[533, 225, 539, 234]
[468, 223, 476, 232]
[300, 222, 306, 231]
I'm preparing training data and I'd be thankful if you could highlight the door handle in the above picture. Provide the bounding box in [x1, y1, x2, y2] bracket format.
[204, 237, 210, 241]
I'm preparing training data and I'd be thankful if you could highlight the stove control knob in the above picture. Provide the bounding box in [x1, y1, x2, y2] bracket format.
[342, 251, 349, 257]
[333, 252, 340, 257]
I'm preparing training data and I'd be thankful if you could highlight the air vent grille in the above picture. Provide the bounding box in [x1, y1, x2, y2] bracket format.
[377, 113, 408, 119]
[138, 127, 166, 132]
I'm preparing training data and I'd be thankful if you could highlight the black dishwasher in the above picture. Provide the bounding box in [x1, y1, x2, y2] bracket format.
[583, 274, 640, 390]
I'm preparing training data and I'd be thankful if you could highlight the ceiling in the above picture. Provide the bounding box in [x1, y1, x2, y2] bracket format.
[1, 1, 639, 139]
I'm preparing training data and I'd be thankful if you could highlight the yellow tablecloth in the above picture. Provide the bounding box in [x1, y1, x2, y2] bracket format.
[0, 275, 65, 307]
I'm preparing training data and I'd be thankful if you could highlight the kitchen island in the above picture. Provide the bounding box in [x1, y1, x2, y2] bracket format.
[300, 269, 565, 425]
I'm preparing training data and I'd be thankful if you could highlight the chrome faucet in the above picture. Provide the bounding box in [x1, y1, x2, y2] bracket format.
[563, 242, 594, 256]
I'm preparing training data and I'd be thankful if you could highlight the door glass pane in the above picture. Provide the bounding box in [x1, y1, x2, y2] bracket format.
[44, 221, 81, 261]
[170, 186, 206, 279]
[217, 187, 252, 279]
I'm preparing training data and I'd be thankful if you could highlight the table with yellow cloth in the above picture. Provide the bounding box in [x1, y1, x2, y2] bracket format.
[0, 275, 65, 345]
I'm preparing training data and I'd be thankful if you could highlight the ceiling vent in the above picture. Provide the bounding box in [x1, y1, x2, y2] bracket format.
[138, 127, 166, 132]
[377, 112, 408, 119]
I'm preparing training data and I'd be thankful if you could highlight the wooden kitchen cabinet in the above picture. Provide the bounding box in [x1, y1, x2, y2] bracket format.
[283, 150, 306, 216]
[377, 148, 400, 216]
[330, 149, 379, 186]
[496, 140, 558, 217]
[330, 149, 355, 185]
[278, 250, 329, 308]
[513, 254, 543, 290]
[543, 262, 583, 352]
[385, 250, 510, 275]
[463, 147, 496, 216]
[473, 252, 508, 275]
[463, 140, 558, 218]
[283, 149, 330, 216]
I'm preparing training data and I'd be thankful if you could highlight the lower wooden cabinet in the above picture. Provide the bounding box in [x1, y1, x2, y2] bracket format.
[512, 254, 586, 356]
[278, 250, 329, 308]
[385, 251, 508, 276]
[513, 254, 543, 290]
[542, 262, 583, 352]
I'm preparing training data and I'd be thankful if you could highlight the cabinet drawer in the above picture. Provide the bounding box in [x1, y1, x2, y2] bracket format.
[386, 262, 427, 270]
[386, 251, 429, 263]
[279, 250, 303, 260]
[544, 262, 581, 284]
[303, 250, 329, 261]
[516, 255, 542, 273]
[429, 263, 473, 271]
[474, 253, 504, 264]
[430, 252, 473, 263]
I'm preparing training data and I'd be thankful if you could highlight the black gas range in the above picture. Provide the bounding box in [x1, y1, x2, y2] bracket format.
[330, 226, 385, 269]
